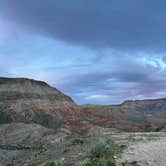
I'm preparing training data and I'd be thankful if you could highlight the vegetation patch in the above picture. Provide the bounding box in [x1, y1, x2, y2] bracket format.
[106, 160, 116, 166]
[84, 138, 127, 166]
[0, 111, 12, 124]
[71, 137, 84, 145]
[44, 161, 56, 166]
[90, 139, 109, 158]
[84, 160, 99, 166]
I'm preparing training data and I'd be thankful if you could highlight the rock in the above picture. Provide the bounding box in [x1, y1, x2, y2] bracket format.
[113, 155, 117, 159]
[134, 161, 147, 166]
[128, 151, 134, 155]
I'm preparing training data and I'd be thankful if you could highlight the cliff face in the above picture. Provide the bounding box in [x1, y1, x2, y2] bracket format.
[0, 77, 76, 128]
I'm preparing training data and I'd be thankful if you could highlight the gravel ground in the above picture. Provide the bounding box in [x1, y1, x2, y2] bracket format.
[117, 133, 166, 166]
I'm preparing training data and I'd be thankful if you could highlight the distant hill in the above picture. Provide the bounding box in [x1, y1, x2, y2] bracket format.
[81, 98, 166, 131]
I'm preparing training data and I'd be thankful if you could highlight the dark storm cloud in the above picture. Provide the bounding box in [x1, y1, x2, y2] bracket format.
[1, 0, 166, 50]
[1, 0, 166, 104]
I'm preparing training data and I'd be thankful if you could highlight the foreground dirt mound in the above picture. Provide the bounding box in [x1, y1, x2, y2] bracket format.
[0, 123, 54, 146]
[0, 122, 95, 166]
[0, 123, 58, 165]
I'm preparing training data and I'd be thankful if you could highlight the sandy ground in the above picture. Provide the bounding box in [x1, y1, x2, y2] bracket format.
[116, 132, 166, 166]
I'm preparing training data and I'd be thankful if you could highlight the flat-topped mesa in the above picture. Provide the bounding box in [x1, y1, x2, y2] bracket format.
[121, 98, 166, 112]
[0, 77, 75, 107]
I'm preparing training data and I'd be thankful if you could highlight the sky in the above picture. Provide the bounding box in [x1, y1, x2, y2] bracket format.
[0, 0, 166, 104]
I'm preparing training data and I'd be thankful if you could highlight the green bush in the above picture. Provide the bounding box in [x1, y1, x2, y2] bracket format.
[0, 111, 12, 124]
[84, 160, 100, 166]
[84, 162, 96, 166]
[106, 159, 116, 166]
[44, 161, 56, 166]
[80, 139, 84, 144]
[71, 138, 84, 145]
[90, 140, 109, 158]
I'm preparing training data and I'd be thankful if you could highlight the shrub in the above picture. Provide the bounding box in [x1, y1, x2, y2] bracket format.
[120, 144, 127, 149]
[131, 161, 137, 165]
[71, 138, 84, 145]
[90, 140, 109, 158]
[44, 161, 56, 166]
[0, 111, 12, 123]
[84, 160, 100, 166]
[80, 139, 84, 144]
[106, 159, 116, 166]
[84, 162, 96, 166]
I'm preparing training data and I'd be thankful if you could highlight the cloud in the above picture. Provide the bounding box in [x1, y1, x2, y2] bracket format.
[1, 1, 166, 104]
[85, 94, 110, 101]
[54, 55, 166, 104]
[1, 0, 166, 51]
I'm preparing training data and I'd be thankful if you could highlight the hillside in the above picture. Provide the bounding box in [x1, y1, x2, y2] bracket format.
[0, 77, 166, 132]
[81, 98, 166, 131]
[0, 77, 76, 129]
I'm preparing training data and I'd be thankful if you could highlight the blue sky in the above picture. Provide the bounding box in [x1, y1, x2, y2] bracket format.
[0, 0, 166, 104]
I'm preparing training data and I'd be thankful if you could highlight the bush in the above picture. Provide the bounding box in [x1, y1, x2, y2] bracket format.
[84, 160, 100, 166]
[44, 161, 56, 166]
[84, 161, 96, 166]
[106, 159, 116, 166]
[90, 140, 109, 158]
[71, 138, 84, 145]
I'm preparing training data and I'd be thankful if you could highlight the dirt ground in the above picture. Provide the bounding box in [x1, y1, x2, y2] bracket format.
[115, 132, 166, 166]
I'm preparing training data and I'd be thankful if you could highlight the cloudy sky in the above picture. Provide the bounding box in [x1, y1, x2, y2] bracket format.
[0, 0, 166, 104]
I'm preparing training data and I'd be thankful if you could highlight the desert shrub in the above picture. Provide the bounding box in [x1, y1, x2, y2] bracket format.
[84, 161, 96, 166]
[121, 162, 126, 166]
[0, 111, 12, 123]
[44, 161, 56, 166]
[155, 125, 166, 132]
[71, 138, 84, 145]
[131, 161, 138, 166]
[106, 159, 116, 166]
[90, 140, 109, 158]
[120, 144, 127, 149]
[84, 160, 101, 166]
[121, 161, 140, 166]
